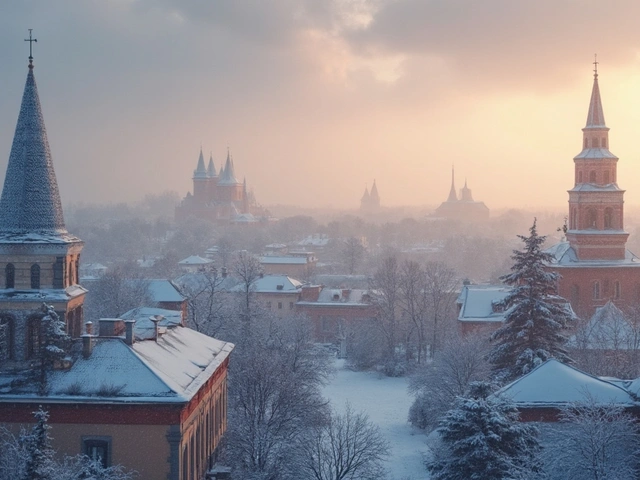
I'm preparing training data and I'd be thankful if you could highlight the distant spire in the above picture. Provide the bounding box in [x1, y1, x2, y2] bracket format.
[585, 55, 606, 128]
[461, 178, 474, 202]
[207, 153, 217, 177]
[0, 55, 67, 234]
[447, 166, 458, 202]
[370, 179, 380, 200]
[193, 148, 207, 179]
[361, 186, 370, 202]
[219, 149, 239, 185]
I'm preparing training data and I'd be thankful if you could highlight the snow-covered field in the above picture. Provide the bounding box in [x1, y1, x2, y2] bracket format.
[322, 359, 430, 480]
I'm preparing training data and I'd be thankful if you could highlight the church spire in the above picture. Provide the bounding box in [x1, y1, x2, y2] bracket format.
[219, 149, 239, 185]
[193, 148, 207, 178]
[585, 55, 606, 128]
[447, 166, 458, 202]
[207, 153, 217, 177]
[0, 55, 67, 235]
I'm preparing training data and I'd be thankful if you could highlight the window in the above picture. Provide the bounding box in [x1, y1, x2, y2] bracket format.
[5, 264, 14, 289]
[0, 316, 13, 361]
[266, 301, 272, 309]
[83, 437, 111, 469]
[592, 137, 599, 148]
[614, 281, 621, 300]
[604, 171, 610, 184]
[589, 171, 597, 183]
[593, 281, 600, 300]
[289, 302, 294, 310]
[578, 171, 583, 183]
[602, 137, 607, 148]
[278, 302, 283, 310]
[53, 257, 64, 289]
[30, 264, 40, 289]
[587, 208, 597, 228]
[604, 208, 613, 229]
[570, 208, 577, 229]
[27, 317, 41, 359]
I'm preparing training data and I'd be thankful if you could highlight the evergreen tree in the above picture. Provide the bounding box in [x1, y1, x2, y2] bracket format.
[488, 219, 574, 382]
[427, 382, 543, 480]
[22, 408, 56, 480]
[36, 304, 71, 395]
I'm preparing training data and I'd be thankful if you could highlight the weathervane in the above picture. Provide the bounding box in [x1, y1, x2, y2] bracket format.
[593, 53, 598, 77]
[24, 29, 37, 68]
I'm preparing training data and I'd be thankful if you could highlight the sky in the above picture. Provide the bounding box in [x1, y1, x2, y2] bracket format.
[1, 1, 640, 211]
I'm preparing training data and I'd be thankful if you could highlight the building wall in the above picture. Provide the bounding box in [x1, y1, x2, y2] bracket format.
[296, 304, 377, 343]
[257, 292, 300, 317]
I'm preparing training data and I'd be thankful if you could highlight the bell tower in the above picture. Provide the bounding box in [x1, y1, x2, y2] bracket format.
[565, 60, 628, 260]
[0, 40, 86, 364]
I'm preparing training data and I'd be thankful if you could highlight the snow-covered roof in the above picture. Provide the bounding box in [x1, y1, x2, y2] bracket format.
[193, 149, 208, 179]
[260, 255, 309, 265]
[297, 234, 330, 247]
[147, 279, 185, 303]
[0, 285, 87, 302]
[569, 183, 622, 192]
[297, 287, 372, 306]
[457, 284, 510, 322]
[545, 241, 640, 267]
[569, 301, 637, 350]
[230, 274, 303, 294]
[178, 255, 213, 265]
[232, 213, 257, 223]
[120, 306, 183, 341]
[573, 148, 617, 160]
[0, 64, 68, 236]
[173, 272, 240, 292]
[3, 326, 233, 404]
[497, 359, 635, 407]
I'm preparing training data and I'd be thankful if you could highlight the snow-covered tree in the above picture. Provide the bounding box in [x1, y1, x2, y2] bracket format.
[409, 334, 490, 431]
[297, 404, 389, 480]
[427, 382, 543, 480]
[35, 304, 71, 395]
[22, 408, 56, 480]
[543, 397, 640, 480]
[488, 219, 574, 382]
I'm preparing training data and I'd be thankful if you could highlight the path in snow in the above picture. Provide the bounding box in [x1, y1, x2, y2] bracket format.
[322, 359, 430, 480]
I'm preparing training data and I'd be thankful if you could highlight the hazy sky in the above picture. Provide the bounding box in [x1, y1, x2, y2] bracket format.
[1, 1, 640, 210]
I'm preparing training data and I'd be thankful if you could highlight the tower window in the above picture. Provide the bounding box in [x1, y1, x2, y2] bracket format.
[27, 317, 41, 359]
[614, 281, 621, 300]
[53, 257, 64, 289]
[570, 207, 577, 229]
[578, 171, 583, 183]
[602, 137, 607, 148]
[593, 281, 600, 300]
[587, 208, 597, 229]
[592, 138, 600, 148]
[30, 264, 40, 289]
[604, 208, 613, 229]
[604, 171, 610, 184]
[589, 171, 596, 183]
[0, 316, 14, 361]
[5, 264, 14, 289]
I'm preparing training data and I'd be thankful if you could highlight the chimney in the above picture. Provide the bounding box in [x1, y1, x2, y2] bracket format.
[149, 315, 163, 342]
[124, 320, 135, 346]
[82, 334, 93, 358]
[85, 321, 93, 335]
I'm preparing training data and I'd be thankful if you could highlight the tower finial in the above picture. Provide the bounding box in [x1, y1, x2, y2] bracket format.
[24, 29, 37, 68]
[593, 53, 598, 78]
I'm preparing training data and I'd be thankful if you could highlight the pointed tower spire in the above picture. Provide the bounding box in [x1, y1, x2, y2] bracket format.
[0, 55, 67, 234]
[219, 149, 239, 185]
[585, 55, 606, 128]
[193, 148, 207, 178]
[207, 153, 217, 177]
[447, 166, 458, 202]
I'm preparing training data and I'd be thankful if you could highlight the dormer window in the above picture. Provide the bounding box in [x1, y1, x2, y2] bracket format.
[276, 284, 284, 291]
[332, 293, 340, 301]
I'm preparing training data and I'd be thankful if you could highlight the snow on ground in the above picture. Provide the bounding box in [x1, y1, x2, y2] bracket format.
[322, 359, 430, 480]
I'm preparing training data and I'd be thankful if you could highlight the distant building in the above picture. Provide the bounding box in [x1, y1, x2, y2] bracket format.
[230, 274, 303, 317]
[360, 180, 381, 213]
[260, 251, 317, 278]
[435, 168, 489, 221]
[175, 148, 269, 223]
[545, 66, 640, 318]
[178, 255, 215, 273]
[456, 284, 510, 335]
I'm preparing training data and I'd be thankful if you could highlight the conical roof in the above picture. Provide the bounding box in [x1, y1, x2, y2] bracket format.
[447, 167, 457, 202]
[370, 180, 380, 200]
[460, 179, 474, 201]
[218, 150, 239, 185]
[193, 148, 207, 179]
[361, 187, 370, 202]
[0, 63, 67, 235]
[585, 72, 606, 128]
[207, 153, 217, 177]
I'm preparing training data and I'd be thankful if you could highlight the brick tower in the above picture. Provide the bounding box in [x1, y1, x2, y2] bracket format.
[547, 62, 640, 318]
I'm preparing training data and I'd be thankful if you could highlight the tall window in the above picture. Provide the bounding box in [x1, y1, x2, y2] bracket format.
[587, 208, 597, 228]
[604, 208, 613, 229]
[27, 317, 41, 359]
[589, 171, 597, 183]
[602, 137, 607, 148]
[604, 171, 610, 184]
[614, 281, 621, 300]
[592, 137, 600, 148]
[578, 171, 583, 183]
[571, 284, 580, 306]
[570, 208, 577, 229]
[593, 281, 600, 300]
[30, 264, 40, 289]
[53, 257, 64, 289]
[5, 264, 14, 289]
[83, 437, 111, 469]
[0, 316, 13, 361]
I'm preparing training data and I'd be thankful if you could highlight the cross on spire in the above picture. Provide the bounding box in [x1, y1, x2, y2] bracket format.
[24, 29, 37, 68]
[593, 53, 598, 77]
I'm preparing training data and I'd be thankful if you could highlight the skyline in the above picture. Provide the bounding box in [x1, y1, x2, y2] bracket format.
[1, 1, 640, 210]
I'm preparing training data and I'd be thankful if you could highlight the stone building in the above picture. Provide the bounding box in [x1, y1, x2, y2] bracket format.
[175, 148, 269, 223]
[546, 65, 640, 318]
[434, 167, 489, 221]
[360, 180, 381, 213]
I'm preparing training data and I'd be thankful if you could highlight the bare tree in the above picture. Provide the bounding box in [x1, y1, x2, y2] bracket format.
[297, 404, 389, 480]
[84, 264, 151, 319]
[342, 237, 366, 275]
[232, 250, 264, 338]
[422, 261, 458, 356]
[217, 235, 234, 269]
[544, 397, 640, 480]
[408, 333, 490, 431]
[398, 260, 429, 364]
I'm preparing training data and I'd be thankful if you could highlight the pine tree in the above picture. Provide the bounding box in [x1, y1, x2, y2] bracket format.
[22, 408, 56, 480]
[488, 219, 574, 382]
[36, 304, 71, 395]
[427, 382, 543, 480]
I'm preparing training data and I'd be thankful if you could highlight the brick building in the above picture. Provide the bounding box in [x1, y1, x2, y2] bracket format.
[546, 65, 640, 318]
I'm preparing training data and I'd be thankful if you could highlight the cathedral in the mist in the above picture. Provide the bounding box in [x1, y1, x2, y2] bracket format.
[546, 64, 640, 318]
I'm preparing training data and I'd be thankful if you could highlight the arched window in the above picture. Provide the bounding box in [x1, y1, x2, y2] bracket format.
[593, 281, 601, 300]
[578, 171, 583, 183]
[5, 264, 14, 289]
[589, 171, 597, 183]
[53, 257, 64, 289]
[614, 281, 621, 299]
[27, 317, 41, 359]
[0, 316, 13, 361]
[587, 208, 597, 228]
[604, 171, 610, 184]
[30, 264, 40, 289]
[604, 208, 613, 229]
[602, 137, 607, 148]
[592, 137, 600, 148]
[570, 207, 577, 229]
